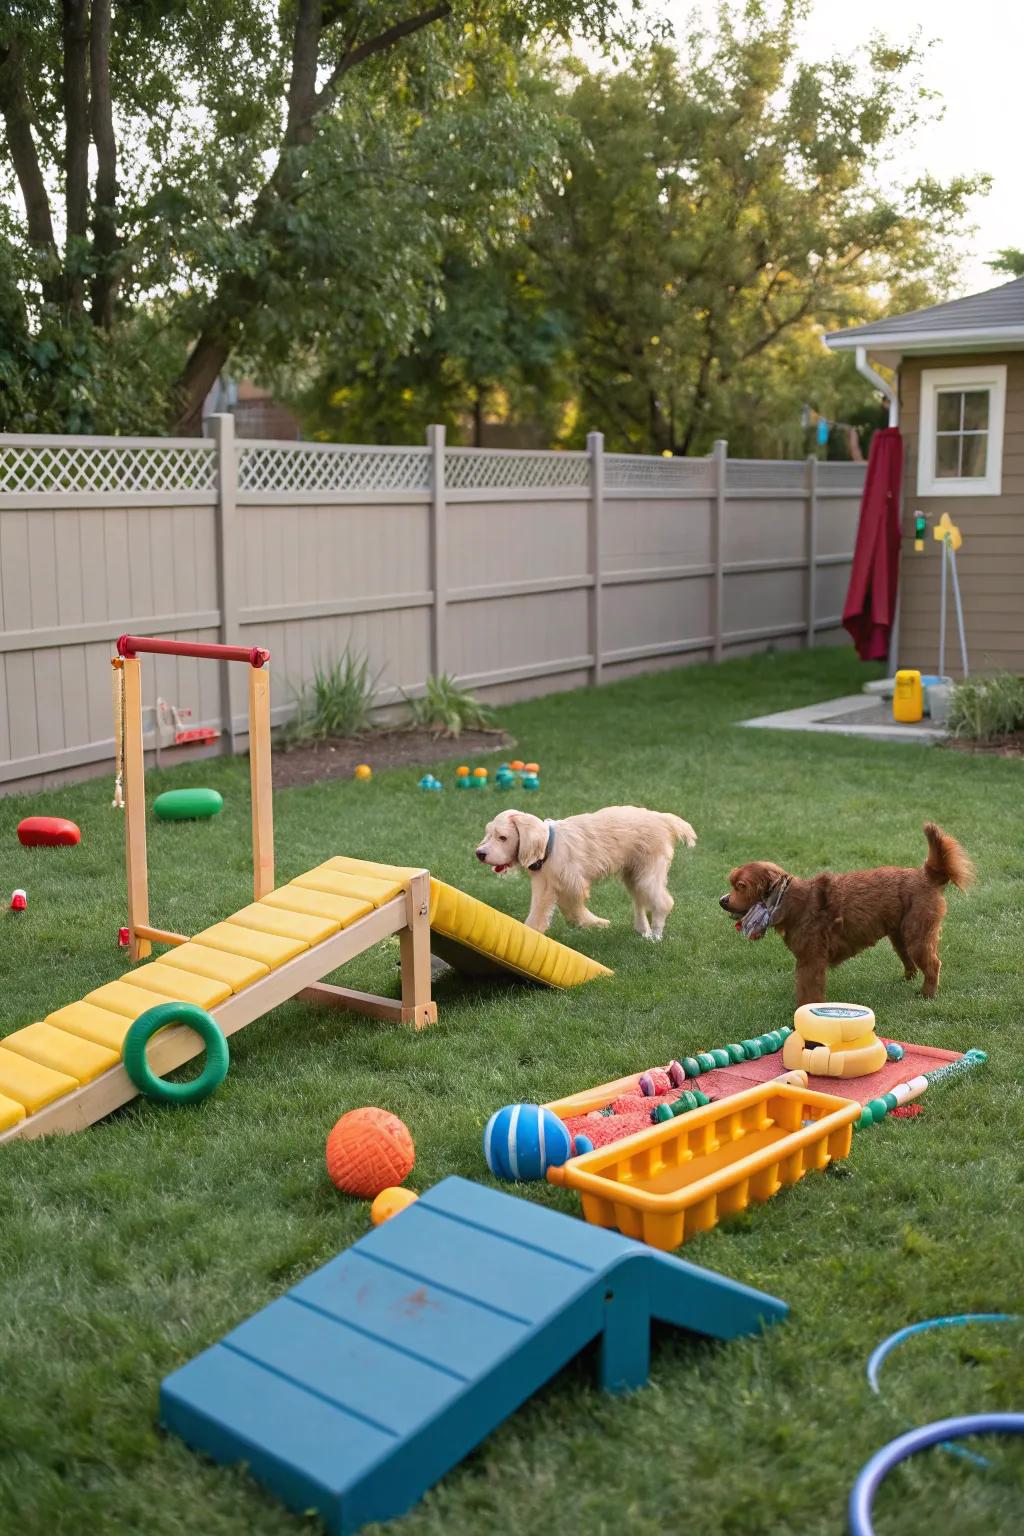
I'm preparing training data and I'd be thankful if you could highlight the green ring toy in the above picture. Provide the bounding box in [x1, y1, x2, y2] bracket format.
[123, 1002, 229, 1105]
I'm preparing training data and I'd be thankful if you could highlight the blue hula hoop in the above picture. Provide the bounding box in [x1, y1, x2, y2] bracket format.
[867, 1313, 1020, 1468]
[849, 1413, 1024, 1536]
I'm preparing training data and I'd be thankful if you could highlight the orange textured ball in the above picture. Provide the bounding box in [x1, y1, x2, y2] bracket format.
[325, 1107, 415, 1198]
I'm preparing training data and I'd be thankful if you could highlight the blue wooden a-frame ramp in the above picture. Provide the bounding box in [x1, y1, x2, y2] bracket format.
[161, 1177, 786, 1533]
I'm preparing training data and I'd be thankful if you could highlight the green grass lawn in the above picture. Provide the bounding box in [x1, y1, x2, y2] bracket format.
[1, 647, 1022, 1536]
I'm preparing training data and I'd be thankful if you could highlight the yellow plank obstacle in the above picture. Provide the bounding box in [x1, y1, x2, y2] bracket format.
[0, 638, 608, 1146]
[0, 858, 610, 1145]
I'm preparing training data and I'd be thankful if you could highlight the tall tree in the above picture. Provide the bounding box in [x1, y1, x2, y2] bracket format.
[990, 248, 1024, 278]
[0, 1, 632, 432]
[533, 3, 986, 454]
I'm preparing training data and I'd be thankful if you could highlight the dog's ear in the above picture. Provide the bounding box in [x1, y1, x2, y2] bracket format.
[508, 811, 548, 869]
[758, 862, 788, 897]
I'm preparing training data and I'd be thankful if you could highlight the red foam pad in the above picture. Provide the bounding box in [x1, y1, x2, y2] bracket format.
[17, 816, 81, 848]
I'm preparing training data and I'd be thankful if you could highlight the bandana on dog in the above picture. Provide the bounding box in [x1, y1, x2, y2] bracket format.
[737, 875, 790, 940]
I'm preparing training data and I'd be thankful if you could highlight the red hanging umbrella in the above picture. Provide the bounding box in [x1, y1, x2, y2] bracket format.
[842, 426, 903, 662]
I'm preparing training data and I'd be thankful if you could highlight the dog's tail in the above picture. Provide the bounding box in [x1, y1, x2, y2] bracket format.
[662, 813, 697, 849]
[923, 822, 974, 890]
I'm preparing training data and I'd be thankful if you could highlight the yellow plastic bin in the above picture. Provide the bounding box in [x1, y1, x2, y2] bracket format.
[547, 1080, 860, 1250]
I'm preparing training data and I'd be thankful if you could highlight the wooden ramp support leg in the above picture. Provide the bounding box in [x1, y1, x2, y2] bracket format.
[122, 657, 151, 961]
[249, 664, 274, 900]
[299, 873, 436, 1030]
[400, 871, 437, 1029]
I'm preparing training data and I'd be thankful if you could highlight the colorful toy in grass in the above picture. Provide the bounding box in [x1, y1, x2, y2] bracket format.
[353, 764, 372, 781]
[509, 760, 525, 772]
[123, 1003, 230, 1105]
[495, 767, 516, 790]
[853, 1049, 987, 1129]
[483, 1103, 574, 1181]
[153, 787, 223, 822]
[784, 1003, 887, 1078]
[370, 1185, 419, 1225]
[17, 816, 81, 847]
[418, 774, 443, 791]
[521, 773, 540, 791]
[473, 767, 488, 783]
[326, 1107, 416, 1198]
[10, 888, 27, 913]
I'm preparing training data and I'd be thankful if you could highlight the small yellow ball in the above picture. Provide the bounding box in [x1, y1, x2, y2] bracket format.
[455, 765, 470, 778]
[353, 764, 372, 780]
[473, 767, 488, 779]
[370, 1186, 419, 1225]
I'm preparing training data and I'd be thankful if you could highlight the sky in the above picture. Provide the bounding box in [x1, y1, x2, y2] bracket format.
[593, 0, 1023, 296]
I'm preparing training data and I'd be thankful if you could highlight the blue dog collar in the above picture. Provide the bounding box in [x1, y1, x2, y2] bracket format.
[528, 820, 557, 871]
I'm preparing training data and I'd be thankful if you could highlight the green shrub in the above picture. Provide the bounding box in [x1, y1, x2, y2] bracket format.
[286, 648, 383, 742]
[947, 672, 1024, 741]
[406, 673, 496, 738]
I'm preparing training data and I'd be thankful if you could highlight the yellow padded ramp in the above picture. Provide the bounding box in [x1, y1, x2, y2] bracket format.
[0, 1092, 26, 1132]
[0, 1049, 78, 1113]
[2, 1023, 119, 1084]
[46, 1002, 134, 1054]
[123, 963, 231, 1010]
[229, 903, 339, 945]
[87, 979, 180, 1019]
[159, 942, 269, 994]
[427, 879, 612, 989]
[261, 885, 373, 926]
[325, 855, 422, 882]
[295, 867, 403, 907]
[193, 923, 307, 968]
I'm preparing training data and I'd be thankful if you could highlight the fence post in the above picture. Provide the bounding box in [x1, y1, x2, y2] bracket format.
[711, 440, 727, 663]
[427, 423, 447, 679]
[587, 430, 604, 685]
[805, 453, 818, 648]
[209, 412, 239, 751]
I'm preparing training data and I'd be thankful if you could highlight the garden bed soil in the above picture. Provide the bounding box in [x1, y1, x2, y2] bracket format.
[272, 727, 513, 788]
[943, 732, 1024, 759]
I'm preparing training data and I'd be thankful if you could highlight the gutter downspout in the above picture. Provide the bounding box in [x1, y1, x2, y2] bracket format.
[855, 346, 898, 427]
[855, 346, 902, 671]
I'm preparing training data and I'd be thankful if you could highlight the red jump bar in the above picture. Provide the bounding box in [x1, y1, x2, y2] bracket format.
[116, 635, 270, 667]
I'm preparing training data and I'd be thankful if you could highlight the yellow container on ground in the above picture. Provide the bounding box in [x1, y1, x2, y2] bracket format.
[893, 669, 923, 723]
[547, 1081, 860, 1250]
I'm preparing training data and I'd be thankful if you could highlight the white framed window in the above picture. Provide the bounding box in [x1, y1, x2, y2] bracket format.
[917, 364, 1006, 497]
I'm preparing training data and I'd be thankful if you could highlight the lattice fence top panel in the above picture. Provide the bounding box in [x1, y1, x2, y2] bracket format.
[445, 449, 590, 490]
[818, 461, 868, 491]
[0, 439, 217, 495]
[237, 443, 431, 494]
[605, 454, 714, 490]
[726, 458, 807, 491]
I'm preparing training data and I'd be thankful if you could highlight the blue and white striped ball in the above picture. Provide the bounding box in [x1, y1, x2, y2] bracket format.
[483, 1104, 573, 1182]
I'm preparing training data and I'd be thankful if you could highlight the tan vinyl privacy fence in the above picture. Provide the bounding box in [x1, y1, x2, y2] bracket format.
[0, 421, 865, 792]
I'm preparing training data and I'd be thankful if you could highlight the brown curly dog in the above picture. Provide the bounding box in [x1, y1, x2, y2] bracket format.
[719, 822, 974, 1004]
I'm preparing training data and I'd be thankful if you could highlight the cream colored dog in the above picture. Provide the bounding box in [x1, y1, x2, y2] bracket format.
[475, 806, 697, 939]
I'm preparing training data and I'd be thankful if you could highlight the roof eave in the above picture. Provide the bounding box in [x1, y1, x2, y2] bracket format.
[825, 325, 1024, 354]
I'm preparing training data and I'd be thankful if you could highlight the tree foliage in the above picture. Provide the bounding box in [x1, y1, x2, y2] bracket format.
[0, 0, 634, 432]
[303, 3, 986, 455]
[990, 248, 1024, 279]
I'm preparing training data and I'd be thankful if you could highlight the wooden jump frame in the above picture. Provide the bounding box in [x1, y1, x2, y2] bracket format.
[113, 634, 435, 1031]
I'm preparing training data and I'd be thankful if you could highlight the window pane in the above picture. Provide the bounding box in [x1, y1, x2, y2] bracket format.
[960, 432, 988, 478]
[936, 391, 963, 432]
[935, 435, 961, 478]
[961, 390, 990, 430]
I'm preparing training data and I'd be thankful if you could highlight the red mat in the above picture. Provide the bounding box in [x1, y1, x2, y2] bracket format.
[564, 1041, 962, 1150]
